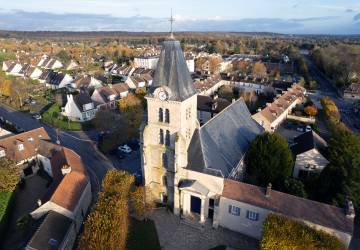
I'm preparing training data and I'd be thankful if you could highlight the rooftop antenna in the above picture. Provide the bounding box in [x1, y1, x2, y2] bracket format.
[169, 9, 175, 39]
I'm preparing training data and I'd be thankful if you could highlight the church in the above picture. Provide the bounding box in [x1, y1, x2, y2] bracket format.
[140, 36, 354, 246]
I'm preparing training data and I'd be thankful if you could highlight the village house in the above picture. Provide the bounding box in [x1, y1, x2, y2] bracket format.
[24, 66, 43, 80]
[290, 131, 329, 179]
[62, 91, 97, 122]
[27, 146, 92, 250]
[343, 83, 360, 102]
[141, 37, 354, 247]
[0, 127, 91, 250]
[197, 95, 230, 125]
[194, 75, 227, 96]
[134, 54, 160, 70]
[45, 72, 73, 89]
[65, 60, 79, 71]
[91, 83, 129, 109]
[72, 75, 103, 90]
[37, 55, 64, 70]
[126, 76, 147, 89]
[3, 61, 23, 76]
[0, 127, 51, 177]
[252, 84, 306, 132]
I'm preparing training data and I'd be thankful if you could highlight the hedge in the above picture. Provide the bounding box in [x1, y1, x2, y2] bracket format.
[0, 191, 15, 242]
[260, 214, 346, 250]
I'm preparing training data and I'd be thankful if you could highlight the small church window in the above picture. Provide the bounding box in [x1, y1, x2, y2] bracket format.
[159, 129, 164, 144]
[165, 130, 170, 146]
[165, 109, 170, 123]
[159, 108, 163, 122]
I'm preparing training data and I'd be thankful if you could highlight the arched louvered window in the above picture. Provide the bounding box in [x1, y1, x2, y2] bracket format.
[165, 109, 170, 123]
[159, 108, 163, 122]
[162, 153, 168, 169]
[159, 129, 164, 144]
[165, 130, 170, 146]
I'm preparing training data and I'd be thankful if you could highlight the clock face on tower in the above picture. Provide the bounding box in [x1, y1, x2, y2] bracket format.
[158, 90, 168, 101]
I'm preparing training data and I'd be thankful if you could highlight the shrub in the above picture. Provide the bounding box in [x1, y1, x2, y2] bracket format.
[261, 214, 346, 250]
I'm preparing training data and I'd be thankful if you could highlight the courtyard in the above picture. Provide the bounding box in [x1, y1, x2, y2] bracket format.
[150, 208, 259, 250]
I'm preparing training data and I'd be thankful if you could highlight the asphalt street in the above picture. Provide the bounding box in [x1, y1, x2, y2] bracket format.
[0, 104, 114, 195]
[305, 56, 360, 137]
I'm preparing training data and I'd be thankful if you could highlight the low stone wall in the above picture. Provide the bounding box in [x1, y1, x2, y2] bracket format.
[287, 115, 315, 124]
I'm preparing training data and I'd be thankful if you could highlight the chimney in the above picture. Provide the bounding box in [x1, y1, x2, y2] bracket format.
[266, 183, 272, 198]
[346, 198, 355, 219]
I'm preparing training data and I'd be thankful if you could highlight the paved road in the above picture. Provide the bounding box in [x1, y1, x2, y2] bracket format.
[305, 56, 360, 137]
[0, 104, 114, 195]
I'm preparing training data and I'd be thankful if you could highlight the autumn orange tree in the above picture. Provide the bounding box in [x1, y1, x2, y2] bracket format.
[130, 186, 155, 220]
[304, 105, 318, 117]
[252, 61, 267, 79]
[79, 170, 135, 250]
[119, 93, 144, 137]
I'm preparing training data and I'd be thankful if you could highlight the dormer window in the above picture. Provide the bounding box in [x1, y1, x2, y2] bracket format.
[18, 144, 24, 151]
[28, 137, 34, 142]
[0, 149, 5, 158]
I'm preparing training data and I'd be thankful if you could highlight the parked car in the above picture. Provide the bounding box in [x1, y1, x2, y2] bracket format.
[30, 100, 37, 105]
[118, 144, 132, 154]
[32, 113, 42, 120]
[305, 125, 312, 132]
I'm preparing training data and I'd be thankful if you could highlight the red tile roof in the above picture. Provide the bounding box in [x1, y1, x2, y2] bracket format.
[222, 179, 353, 234]
[49, 148, 89, 212]
[0, 127, 50, 162]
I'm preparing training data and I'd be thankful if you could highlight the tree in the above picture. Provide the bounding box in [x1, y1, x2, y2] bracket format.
[0, 79, 12, 97]
[217, 85, 234, 102]
[252, 61, 267, 79]
[0, 158, 19, 192]
[245, 133, 293, 188]
[209, 56, 222, 74]
[283, 177, 307, 198]
[92, 109, 124, 133]
[261, 214, 346, 250]
[304, 105, 318, 117]
[130, 186, 155, 220]
[118, 94, 144, 137]
[315, 127, 360, 208]
[79, 170, 135, 250]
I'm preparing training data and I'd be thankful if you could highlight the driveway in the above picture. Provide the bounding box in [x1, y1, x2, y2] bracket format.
[1, 175, 49, 250]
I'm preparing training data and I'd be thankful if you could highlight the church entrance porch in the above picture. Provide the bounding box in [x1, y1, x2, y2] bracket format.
[179, 180, 209, 224]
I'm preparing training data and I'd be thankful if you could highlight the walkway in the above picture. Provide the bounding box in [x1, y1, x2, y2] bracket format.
[150, 208, 259, 250]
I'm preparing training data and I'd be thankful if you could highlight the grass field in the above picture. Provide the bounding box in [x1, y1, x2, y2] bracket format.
[127, 218, 161, 250]
[0, 192, 13, 225]
[42, 103, 87, 131]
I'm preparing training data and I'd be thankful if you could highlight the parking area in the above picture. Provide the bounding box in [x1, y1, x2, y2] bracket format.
[108, 149, 142, 181]
[275, 120, 310, 143]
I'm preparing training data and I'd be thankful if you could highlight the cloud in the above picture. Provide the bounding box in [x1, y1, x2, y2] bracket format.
[354, 13, 360, 21]
[291, 16, 338, 22]
[0, 10, 357, 34]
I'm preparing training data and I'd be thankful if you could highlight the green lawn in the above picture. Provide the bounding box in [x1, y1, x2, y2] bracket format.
[127, 218, 161, 250]
[0, 51, 16, 64]
[0, 192, 13, 225]
[42, 103, 86, 131]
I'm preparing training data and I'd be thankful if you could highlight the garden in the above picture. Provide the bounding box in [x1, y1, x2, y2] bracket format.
[42, 103, 91, 131]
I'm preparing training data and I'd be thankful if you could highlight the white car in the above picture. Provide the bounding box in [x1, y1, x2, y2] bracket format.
[33, 114, 42, 120]
[305, 125, 312, 132]
[118, 144, 132, 154]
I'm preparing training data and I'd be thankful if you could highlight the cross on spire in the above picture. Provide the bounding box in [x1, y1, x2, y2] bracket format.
[169, 9, 175, 39]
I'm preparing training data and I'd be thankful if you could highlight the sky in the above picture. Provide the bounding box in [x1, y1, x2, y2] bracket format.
[0, 0, 359, 34]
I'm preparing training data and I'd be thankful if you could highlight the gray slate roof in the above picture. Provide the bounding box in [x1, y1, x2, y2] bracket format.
[187, 98, 264, 177]
[27, 211, 73, 250]
[150, 40, 196, 101]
